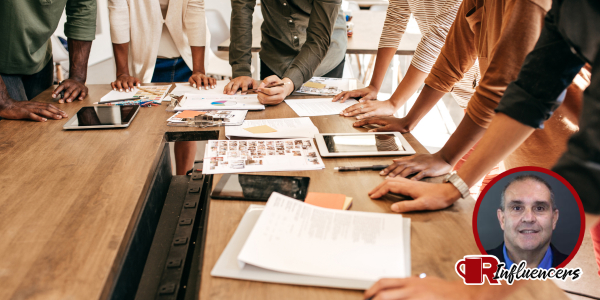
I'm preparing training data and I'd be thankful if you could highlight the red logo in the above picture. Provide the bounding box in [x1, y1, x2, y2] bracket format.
[455, 255, 501, 285]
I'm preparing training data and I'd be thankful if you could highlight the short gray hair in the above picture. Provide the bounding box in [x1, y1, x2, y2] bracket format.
[499, 175, 556, 211]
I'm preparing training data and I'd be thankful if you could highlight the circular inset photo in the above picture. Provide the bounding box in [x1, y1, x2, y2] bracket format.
[474, 167, 585, 269]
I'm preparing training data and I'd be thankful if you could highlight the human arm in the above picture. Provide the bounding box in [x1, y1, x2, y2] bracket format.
[0, 76, 68, 121]
[224, 0, 258, 94]
[185, 0, 216, 89]
[52, 0, 96, 103]
[369, 5, 587, 213]
[282, 0, 342, 91]
[333, 0, 409, 104]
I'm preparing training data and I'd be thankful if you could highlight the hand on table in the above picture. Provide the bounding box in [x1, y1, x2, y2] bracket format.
[0, 98, 68, 122]
[341, 99, 398, 120]
[364, 277, 484, 300]
[111, 74, 140, 92]
[353, 116, 415, 133]
[333, 85, 378, 103]
[223, 76, 258, 95]
[52, 78, 88, 103]
[189, 72, 216, 90]
[368, 177, 460, 213]
[380, 152, 452, 180]
[256, 75, 294, 105]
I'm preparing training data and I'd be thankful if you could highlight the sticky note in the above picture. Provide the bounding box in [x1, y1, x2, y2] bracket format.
[303, 81, 326, 89]
[305, 192, 348, 210]
[177, 110, 206, 119]
[243, 125, 277, 134]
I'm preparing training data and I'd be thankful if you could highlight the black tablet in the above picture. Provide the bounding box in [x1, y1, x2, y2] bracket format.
[63, 105, 140, 130]
[211, 174, 310, 201]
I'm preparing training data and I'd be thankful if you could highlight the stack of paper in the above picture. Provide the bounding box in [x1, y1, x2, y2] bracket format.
[296, 77, 357, 95]
[166, 110, 248, 126]
[100, 85, 171, 103]
[202, 139, 325, 174]
[285, 98, 359, 116]
[224, 193, 408, 284]
[225, 117, 319, 139]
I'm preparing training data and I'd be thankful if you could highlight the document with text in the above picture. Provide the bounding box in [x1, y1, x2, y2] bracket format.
[238, 193, 408, 281]
[285, 98, 359, 116]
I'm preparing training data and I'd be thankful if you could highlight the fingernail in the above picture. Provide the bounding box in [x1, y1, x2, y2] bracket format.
[391, 204, 400, 212]
[120, 89, 123, 92]
[368, 129, 374, 132]
[57, 115, 62, 119]
[193, 83, 197, 88]
[42, 118, 47, 122]
[380, 171, 385, 175]
[137, 83, 140, 87]
[113, 88, 116, 91]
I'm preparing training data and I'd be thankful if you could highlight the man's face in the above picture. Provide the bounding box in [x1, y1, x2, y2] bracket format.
[497, 179, 558, 252]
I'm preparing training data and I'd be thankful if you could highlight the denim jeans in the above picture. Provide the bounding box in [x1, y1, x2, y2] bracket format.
[151, 57, 192, 83]
[0, 59, 54, 101]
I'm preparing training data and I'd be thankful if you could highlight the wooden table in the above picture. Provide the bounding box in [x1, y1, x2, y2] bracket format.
[217, 10, 421, 56]
[0, 84, 575, 300]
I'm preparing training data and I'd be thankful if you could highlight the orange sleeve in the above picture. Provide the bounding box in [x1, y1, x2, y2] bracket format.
[424, 0, 479, 94]
[466, 0, 549, 128]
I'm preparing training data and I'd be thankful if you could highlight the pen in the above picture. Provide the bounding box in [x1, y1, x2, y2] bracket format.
[246, 82, 285, 93]
[334, 165, 389, 172]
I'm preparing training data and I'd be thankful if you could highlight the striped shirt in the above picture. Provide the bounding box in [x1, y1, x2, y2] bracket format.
[378, 0, 479, 108]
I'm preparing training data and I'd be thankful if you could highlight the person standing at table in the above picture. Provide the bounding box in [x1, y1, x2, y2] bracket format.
[333, 0, 479, 120]
[0, 0, 96, 122]
[224, 0, 347, 105]
[108, 0, 215, 175]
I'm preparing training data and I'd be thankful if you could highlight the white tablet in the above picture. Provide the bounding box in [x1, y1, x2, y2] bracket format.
[63, 105, 140, 130]
[314, 132, 416, 157]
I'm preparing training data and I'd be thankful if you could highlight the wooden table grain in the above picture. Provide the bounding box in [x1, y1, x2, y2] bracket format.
[217, 10, 421, 55]
[0, 84, 573, 300]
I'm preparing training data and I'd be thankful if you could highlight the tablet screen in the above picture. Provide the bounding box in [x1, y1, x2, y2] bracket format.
[74, 106, 139, 126]
[322, 133, 404, 153]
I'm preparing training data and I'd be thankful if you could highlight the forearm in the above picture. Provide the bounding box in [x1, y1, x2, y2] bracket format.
[369, 47, 397, 91]
[112, 43, 129, 77]
[388, 65, 429, 110]
[68, 39, 92, 82]
[438, 113, 487, 167]
[399, 83, 444, 129]
[456, 113, 534, 186]
[229, 0, 255, 77]
[191, 46, 206, 74]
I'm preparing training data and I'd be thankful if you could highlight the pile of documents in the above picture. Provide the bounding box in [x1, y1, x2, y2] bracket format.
[211, 193, 411, 289]
[202, 139, 325, 174]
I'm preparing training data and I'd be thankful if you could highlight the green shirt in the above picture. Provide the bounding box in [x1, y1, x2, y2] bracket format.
[230, 0, 347, 90]
[0, 0, 97, 75]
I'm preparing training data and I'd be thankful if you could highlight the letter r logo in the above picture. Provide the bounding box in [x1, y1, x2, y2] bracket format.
[455, 255, 501, 285]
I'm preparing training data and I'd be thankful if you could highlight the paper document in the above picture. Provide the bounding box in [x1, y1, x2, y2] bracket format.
[238, 193, 408, 281]
[170, 81, 229, 96]
[285, 98, 359, 116]
[176, 94, 265, 111]
[167, 110, 248, 126]
[296, 77, 357, 95]
[100, 85, 171, 103]
[225, 117, 319, 139]
[202, 139, 325, 174]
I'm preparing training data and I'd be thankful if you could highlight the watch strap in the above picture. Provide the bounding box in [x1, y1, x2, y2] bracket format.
[446, 172, 470, 199]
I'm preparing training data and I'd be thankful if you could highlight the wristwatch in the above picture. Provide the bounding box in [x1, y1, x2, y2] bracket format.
[444, 171, 470, 199]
